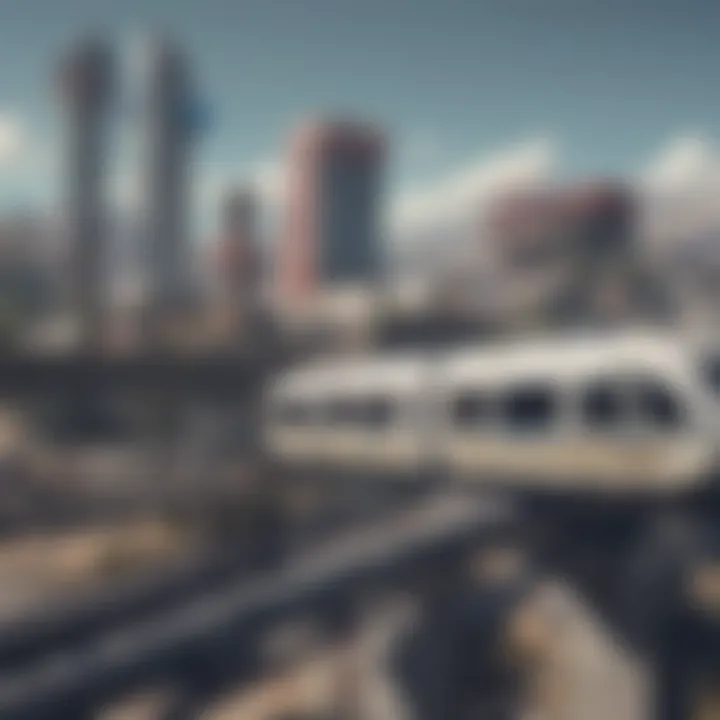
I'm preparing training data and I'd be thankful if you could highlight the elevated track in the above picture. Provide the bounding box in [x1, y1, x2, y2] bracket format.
[0, 494, 515, 719]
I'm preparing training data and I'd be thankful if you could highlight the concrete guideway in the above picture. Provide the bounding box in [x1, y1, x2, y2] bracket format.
[0, 493, 514, 719]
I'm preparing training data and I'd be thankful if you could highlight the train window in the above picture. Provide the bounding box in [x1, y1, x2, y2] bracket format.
[362, 397, 394, 428]
[500, 384, 557, 433]
[702, 356, 720, 395]
[277, 401, 314, 427]
[581, 381, 625, 431]
[635, 381, 684, 430]
[326, 396, 394, 428]
[452, 392, 490, 427]
[327, 399, 358, 425]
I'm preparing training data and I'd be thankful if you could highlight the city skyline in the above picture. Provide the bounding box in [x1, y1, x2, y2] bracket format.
[0, 0, 718, 245]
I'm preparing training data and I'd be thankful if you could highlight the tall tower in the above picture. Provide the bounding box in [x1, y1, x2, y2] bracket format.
[142, 38, 192, 347]
[278, 119, 385, 307]
[58, 38, 113, 351]
[216, 186, 260, 342]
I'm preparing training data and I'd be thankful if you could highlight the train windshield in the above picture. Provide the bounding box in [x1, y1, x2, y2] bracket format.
[701, 355, 720, 395]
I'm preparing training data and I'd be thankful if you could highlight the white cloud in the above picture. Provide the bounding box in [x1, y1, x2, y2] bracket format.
[0, 114, 27, 168]
[641, 133, 720, 190]
[389, 137, 556, 242]
[639, 133, 720, 247]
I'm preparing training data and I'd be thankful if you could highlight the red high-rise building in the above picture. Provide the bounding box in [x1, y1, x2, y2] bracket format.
[277, 119, 385, 305]
[485, 181, 635, 268]
[483, 181, 639, 327]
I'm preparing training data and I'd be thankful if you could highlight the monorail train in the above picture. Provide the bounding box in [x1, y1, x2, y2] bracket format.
[264, 330, 720, 502]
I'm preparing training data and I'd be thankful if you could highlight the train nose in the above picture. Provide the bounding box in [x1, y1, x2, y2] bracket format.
[688, 562, 720, 616]
[686, 527, 720, 619]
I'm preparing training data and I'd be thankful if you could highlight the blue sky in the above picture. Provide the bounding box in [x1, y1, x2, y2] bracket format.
[0, 0, 718, 238]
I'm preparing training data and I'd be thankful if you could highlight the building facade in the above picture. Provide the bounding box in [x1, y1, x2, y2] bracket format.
[141, 38, 193, 345]
[213, 187, 261, 345]
[483, 182, 660, 327]
[278, 119, 385, 307]
[58, 37, 113, 350]
[486, 182, 634, 271]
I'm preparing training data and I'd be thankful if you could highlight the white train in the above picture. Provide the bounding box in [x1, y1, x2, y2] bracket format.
[264, 330, 720, 501]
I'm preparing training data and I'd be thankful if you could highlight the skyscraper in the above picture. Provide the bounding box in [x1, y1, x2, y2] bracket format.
[278, 119, 385, 305]
[215, 186, 260, 342]
[57, 37, 113, 351]
[141, 38, 193, 346]
[219, 188, 258, 280]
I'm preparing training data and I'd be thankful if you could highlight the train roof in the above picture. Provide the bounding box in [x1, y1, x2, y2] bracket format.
[270, 329, 712, 400]
[271, 352, 430, 398]
[443, 330, 692, 384]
